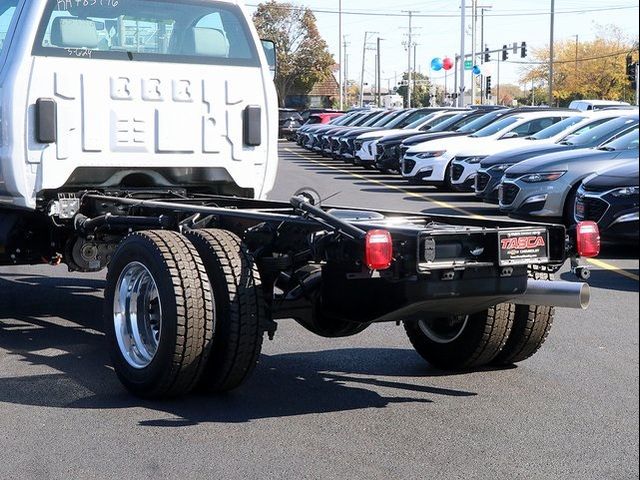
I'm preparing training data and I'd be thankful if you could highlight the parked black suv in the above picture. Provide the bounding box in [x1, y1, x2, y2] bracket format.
[575, 160, 639, 243]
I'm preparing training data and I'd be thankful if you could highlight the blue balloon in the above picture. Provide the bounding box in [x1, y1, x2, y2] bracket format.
[472, 65, 482, 76]
[431, 57, 443, 71]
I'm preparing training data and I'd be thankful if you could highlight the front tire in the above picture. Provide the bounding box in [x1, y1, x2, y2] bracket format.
[104, 231, 214, 398]
[404, 304, 514, 370]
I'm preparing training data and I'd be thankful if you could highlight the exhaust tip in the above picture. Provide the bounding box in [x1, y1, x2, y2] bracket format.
[579, 282, 591, 310]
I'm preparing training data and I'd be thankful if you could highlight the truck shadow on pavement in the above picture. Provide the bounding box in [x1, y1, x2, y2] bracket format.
[0, 273, 478, 426]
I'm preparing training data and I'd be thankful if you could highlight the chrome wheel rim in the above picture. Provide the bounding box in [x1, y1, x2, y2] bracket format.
[418, 315, 469, 344]
[113, 262, 162, 369]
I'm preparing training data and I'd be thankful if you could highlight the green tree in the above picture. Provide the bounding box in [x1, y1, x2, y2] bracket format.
[520, 25, 638, 106]
[253, 1, 335, 107]
[396, 72, 432, 107]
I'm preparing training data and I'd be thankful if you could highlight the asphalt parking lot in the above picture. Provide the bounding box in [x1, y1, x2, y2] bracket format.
[1, 142, 638, 480]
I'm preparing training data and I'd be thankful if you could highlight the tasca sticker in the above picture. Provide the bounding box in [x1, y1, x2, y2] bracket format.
[498, 229, 549, 266]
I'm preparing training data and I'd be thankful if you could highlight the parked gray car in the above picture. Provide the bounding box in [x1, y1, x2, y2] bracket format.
[499, 128, 639, 223]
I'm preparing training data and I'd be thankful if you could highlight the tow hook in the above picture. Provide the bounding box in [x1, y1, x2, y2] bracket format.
[571, 256, 592, 281]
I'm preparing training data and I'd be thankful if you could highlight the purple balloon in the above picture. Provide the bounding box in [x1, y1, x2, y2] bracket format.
[431, 58, 443, 71]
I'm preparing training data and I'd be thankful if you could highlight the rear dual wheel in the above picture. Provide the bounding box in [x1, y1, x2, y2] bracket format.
[492, 266, 556, 365]
[404, 304, 514, 370]
[105, 229, 266, 398]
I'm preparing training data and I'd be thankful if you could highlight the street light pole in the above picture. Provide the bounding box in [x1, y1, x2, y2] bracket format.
[574, 34, 579, 85]
[471, 0, 477, 105]
[548, 0, 555, 106]
[459, 0, 466, 107]
[338, 0, 343, 110]
[377, 37, 383, 107]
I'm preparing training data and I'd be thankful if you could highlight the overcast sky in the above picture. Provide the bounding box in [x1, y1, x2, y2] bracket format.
[248, 0, 639, 92]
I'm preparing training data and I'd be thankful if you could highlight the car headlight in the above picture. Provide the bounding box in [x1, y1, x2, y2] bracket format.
[466, 156, 487, 164]
[492, 164, 514, 172]
[521, 171, 567, 183]
[611, 186, 639, 197]
[415, 150, 447, 159]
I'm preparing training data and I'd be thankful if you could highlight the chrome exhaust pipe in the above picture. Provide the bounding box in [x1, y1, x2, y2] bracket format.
[513, 280, 591, 310]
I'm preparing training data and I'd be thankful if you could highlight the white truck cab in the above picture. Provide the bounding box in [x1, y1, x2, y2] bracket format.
[1, 0, 278, 211]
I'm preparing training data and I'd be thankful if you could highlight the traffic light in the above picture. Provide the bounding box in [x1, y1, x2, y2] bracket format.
[521, 42, 527, 58]
[486, 76, 492, 97]
[502, 45, 509, 61]
[484, 48, 491, 62]
[627, 55, 636, 82]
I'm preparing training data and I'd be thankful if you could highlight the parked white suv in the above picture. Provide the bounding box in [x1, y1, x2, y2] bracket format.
[401, 110, 575, 189]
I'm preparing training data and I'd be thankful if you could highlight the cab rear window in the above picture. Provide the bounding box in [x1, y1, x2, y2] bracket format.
[1, 1, 19, 53]
[32, 0, 259, 66]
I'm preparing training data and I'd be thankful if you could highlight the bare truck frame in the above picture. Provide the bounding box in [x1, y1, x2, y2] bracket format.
[3, 186, 597, 397]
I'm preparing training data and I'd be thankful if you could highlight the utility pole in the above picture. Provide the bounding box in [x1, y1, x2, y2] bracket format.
[377, 37, 383, 107]
[636, 63, 639, 106]
[548, 0, 555, 106]
[359, 31, 376, 107]
[402, 11, 418, 108]
[532, 79, 535, 106]
[470, 0, 477, 105]
[413, 43, 418, 103]
[459, 0, 466, 107]
[479, 6, 492, 103]
[338, 0, 343, 110]
[343, 36, 350, 108]
[573, 34, 579, 84]
[496, 54, 500, 105]
[454, 55, 459, 101]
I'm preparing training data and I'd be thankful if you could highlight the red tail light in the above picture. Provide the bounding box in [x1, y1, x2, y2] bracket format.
[365, 230, 393, 270]
[576, 221, 601, 258]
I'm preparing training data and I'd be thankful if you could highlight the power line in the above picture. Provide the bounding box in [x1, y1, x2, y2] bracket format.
[246, 4, 638, 19]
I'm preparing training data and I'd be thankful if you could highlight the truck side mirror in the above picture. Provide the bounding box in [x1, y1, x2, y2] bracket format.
[261, 39, 277, 79]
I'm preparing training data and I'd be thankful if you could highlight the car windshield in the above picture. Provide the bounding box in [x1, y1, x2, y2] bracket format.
[34, 0, 259, 66]
[406, 112, 439, 130]
[600, 129, 640, 150]
[563, 116, 639, 146]
[359, 112, 387, 126]
[395, 110, 436, 128]
[457, 111, 509, 133]
[426, 112, 458, 128]
[342, 113, 367, 126]
[0, 1, 18, 53]
[367, 111, 396, 127]
[529, 116, 587, 140]
[279, 110, 301, 120]
[374, 110, 405, 127]
[429, 112, 478, 132]
[469, 116, 520, 137]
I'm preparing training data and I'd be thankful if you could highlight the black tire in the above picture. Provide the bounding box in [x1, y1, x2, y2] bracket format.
[563, 184, 580, 226]
[493, 266, 556, 365]
[404, 304, 514, 370]
[184, 229, 266, 392]
[442, 165, 454, 191]
[104, 231, 214, 398]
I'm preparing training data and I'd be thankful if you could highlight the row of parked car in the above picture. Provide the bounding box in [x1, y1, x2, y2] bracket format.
[293, 105, 639, 243]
